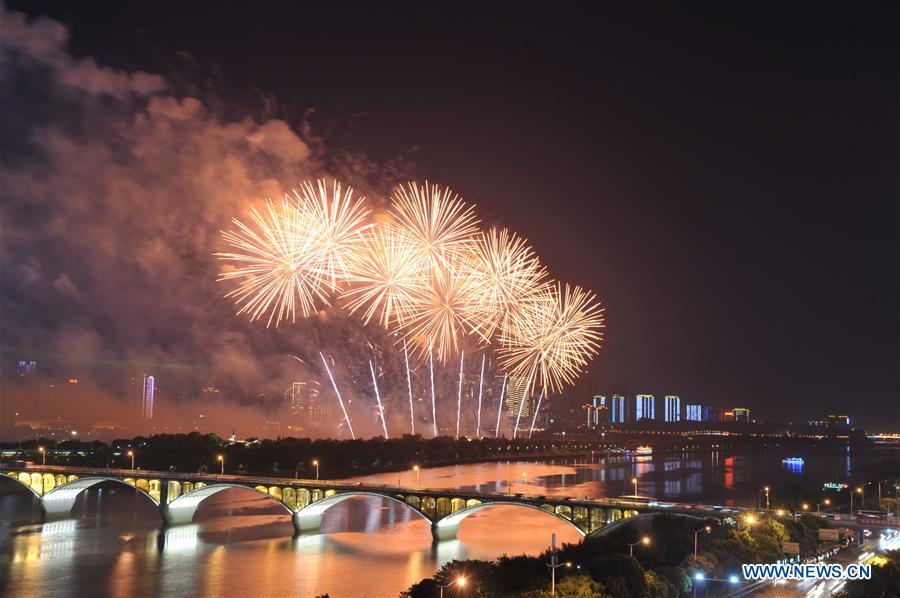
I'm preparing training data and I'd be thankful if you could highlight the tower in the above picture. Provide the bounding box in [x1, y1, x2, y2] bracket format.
[141, 375, 155, 420]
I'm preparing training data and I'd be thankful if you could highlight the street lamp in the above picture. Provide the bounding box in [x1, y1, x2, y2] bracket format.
[632, 477, 638, 496]
[127, 450, 135, 470]
[414, 465, 420, 490]
[743, 515, 756, 528]
[802, 503, 810, 512]
[817, 499, 830, 516]
[312, 459, 320, 481]
[217, 454, 224, 475]
[851, 486, 863, 513]
[627, 536, 650, 557]
[38, 446, 45, 465]
[764, 486, 770, 510]
[547, 533, 571, 596]
[522, 471, 528, 488]
[438, 576, 466, 598]
[693, 525, 711, 558]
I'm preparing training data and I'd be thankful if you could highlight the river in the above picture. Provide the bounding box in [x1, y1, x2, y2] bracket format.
[1, 445, 895, 597]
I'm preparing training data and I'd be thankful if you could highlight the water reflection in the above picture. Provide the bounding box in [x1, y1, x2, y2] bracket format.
[1, 445, 895, 597]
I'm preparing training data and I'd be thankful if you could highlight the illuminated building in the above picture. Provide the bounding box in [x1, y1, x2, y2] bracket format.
[732, 407, 750, 422]
[685, 403, 703, 421]
[141, 375, 155, 420]
[16, 360, 37, 376]
[827, 414, 850, 427]
[599, 394, 625, 424]
[506, 375, 532, 419]
[635, 394, 655, 421]
[664, 395, 681, 422]
[290, 381, 306, 411]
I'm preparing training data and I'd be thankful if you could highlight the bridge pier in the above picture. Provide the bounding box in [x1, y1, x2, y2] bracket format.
[292, 510, 324, 535]
[431, 520, 459, 542]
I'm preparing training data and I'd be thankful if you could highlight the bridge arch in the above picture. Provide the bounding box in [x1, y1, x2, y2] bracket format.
[589, 511, 708, 537]
[42, 477, 158, 518]
[293, 491, 432, 534]
[165, 483, 293, 525]
[432, 501, 587, 541]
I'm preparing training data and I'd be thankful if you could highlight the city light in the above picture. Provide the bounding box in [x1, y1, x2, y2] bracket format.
[694, 572, 704, 581]
[729, 575, 739, 583]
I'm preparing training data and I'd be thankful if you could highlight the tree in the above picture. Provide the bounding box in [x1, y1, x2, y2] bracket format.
[587, 554, 646, 598]
[837, 550, 900, 598]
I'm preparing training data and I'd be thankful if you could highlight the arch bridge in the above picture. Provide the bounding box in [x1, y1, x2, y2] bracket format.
[1, 465, 720, 542]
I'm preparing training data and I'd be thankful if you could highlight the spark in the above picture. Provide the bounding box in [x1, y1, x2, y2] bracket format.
[528, 387, 545, 438]
[476, 353, 485, 437]
[369, 360, 389, 438]
[404, 338, 415, 435]
[320, 352, 355, 440]
[456, 350, 465, 439]
[495, 373, 507, 438]
[429, 347, 437, 437]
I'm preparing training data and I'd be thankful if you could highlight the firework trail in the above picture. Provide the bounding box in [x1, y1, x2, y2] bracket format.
[429, 347, 437, 437]
[456, 350, 465, 439]
[369, 360, 389, 438]
[403, 338, 415, 435]
[528, 387, 545, 439]
[320, 352, 355, 440]
[495, 373, 507, 438]
[476, 353, 485, 437]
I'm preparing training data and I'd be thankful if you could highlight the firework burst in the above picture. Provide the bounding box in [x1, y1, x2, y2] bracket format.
[388, 181, 480, 272]
[341, 221, 426, 328]
[216, 198, 322, 326]
[470, 227, 547, 341]
[498, 282, 605, 394]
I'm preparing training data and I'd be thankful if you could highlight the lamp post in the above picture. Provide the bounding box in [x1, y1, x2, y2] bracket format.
[817, 499, 830, 516]
[764, 486, 770, 511]
[217, 454, 224, 475]
[127, 450, 135, 470]
[851, 486, 862, 513]
[522, 471, 528, 488]
[38, 446, 45, 465]
[313, 459, 320, 481]
[414, 465, 420, 490]
[693, 525, 711, 558]
[627, 536, 650, 557]
[438, 576, 466, 598]
[547, 533, 572, 596]
[632, 477, 638, 496]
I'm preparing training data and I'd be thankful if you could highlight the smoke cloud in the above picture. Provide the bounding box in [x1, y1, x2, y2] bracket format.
[0, 6, 471, 440]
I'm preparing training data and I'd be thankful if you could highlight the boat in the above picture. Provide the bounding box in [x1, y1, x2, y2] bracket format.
[634, 445, 653, 455]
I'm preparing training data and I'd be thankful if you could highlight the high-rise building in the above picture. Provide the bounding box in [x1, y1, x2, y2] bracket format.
[290, 381, 306, 411]
[684, 404, 703, 421]
[635, 394, 655, 420]
[506, 376, 532, 420]
[664, 395, 681, 422]
[732, 407, 750, 422]
[598, 395, 625, 424]
[141, 375, 155, 420]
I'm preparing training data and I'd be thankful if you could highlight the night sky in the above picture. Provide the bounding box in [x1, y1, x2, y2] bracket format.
[3, 2, 898, 429]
